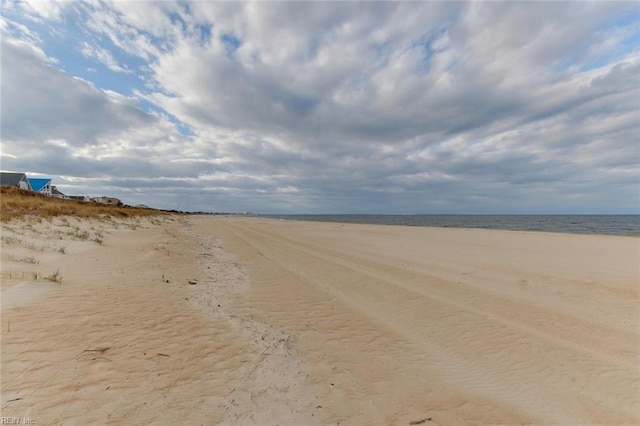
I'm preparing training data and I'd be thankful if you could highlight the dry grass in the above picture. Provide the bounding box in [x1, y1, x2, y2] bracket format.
[1, 187, 166, 222]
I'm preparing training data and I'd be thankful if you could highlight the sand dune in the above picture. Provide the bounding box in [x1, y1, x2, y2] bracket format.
[1, 216, 638, 425]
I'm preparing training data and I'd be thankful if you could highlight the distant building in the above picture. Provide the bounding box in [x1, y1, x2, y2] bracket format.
[91, 196, 122, 206]
[0, 172, 33, 191]
[27, 177, 52, 196]
[51, 185, 70, 200]
[69, 195, 91, 202]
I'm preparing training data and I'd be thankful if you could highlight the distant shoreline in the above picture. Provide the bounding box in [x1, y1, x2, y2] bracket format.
[257, 214, 640, 236]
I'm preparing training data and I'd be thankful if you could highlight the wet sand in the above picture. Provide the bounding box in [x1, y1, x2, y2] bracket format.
[1, 215, 638, 424]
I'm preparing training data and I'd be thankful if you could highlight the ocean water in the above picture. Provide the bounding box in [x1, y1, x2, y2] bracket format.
[260, 215, 640, 236]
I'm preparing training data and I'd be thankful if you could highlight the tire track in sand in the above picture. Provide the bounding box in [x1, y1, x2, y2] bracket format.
[214, 218, 639, 424]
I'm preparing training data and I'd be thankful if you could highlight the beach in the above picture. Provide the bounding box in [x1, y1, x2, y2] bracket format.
[1, 215, 638, 424]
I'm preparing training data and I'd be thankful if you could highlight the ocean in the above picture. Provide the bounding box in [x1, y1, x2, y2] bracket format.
[259, 215, 640, 236]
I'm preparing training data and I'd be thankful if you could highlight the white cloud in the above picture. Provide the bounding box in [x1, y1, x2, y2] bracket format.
[4, 0, 70, 22]
[79, 41, 131, 73]
[1, 1, 638, 213]
[0, 30, 155, 145]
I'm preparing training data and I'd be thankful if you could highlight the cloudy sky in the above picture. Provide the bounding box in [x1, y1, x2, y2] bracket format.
[1, 1, 638, 213]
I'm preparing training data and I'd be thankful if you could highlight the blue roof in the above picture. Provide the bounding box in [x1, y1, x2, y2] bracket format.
[27, 178, 51, 192]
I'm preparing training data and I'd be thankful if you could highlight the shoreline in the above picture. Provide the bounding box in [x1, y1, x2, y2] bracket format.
[254, 214, 640, 237]
[2, 215, 638, 424]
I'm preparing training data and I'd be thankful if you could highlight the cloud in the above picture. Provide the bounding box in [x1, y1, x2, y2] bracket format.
[1, 31, 156, 144]
[0, 28, 210, 196]
[3, 0, 70, 22]
[1, 2, 638, 213]
[79, 41, 131, 73]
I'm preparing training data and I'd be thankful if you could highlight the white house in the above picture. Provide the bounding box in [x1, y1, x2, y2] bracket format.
[51, 185, 70, 200]
[91, 196, 122, 206]
[27, 178, 52, 196]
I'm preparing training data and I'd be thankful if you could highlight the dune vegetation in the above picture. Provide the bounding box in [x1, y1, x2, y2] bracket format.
[0, 186, 164, 222]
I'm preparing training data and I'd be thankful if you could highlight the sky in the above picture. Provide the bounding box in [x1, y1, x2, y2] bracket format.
[1, 1, 639, 214]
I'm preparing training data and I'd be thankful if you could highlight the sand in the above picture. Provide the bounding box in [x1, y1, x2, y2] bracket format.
[1, 215, 638, 425]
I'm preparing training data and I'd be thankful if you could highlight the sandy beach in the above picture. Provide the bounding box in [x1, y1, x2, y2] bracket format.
[1, 215, 638, 425]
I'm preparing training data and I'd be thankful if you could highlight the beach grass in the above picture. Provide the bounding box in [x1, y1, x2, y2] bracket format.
[0, 187, 164, 222]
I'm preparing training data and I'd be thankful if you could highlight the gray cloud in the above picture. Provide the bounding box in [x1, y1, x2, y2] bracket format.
[1, 2, 638, 213]
[1, 33, 156, 144]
